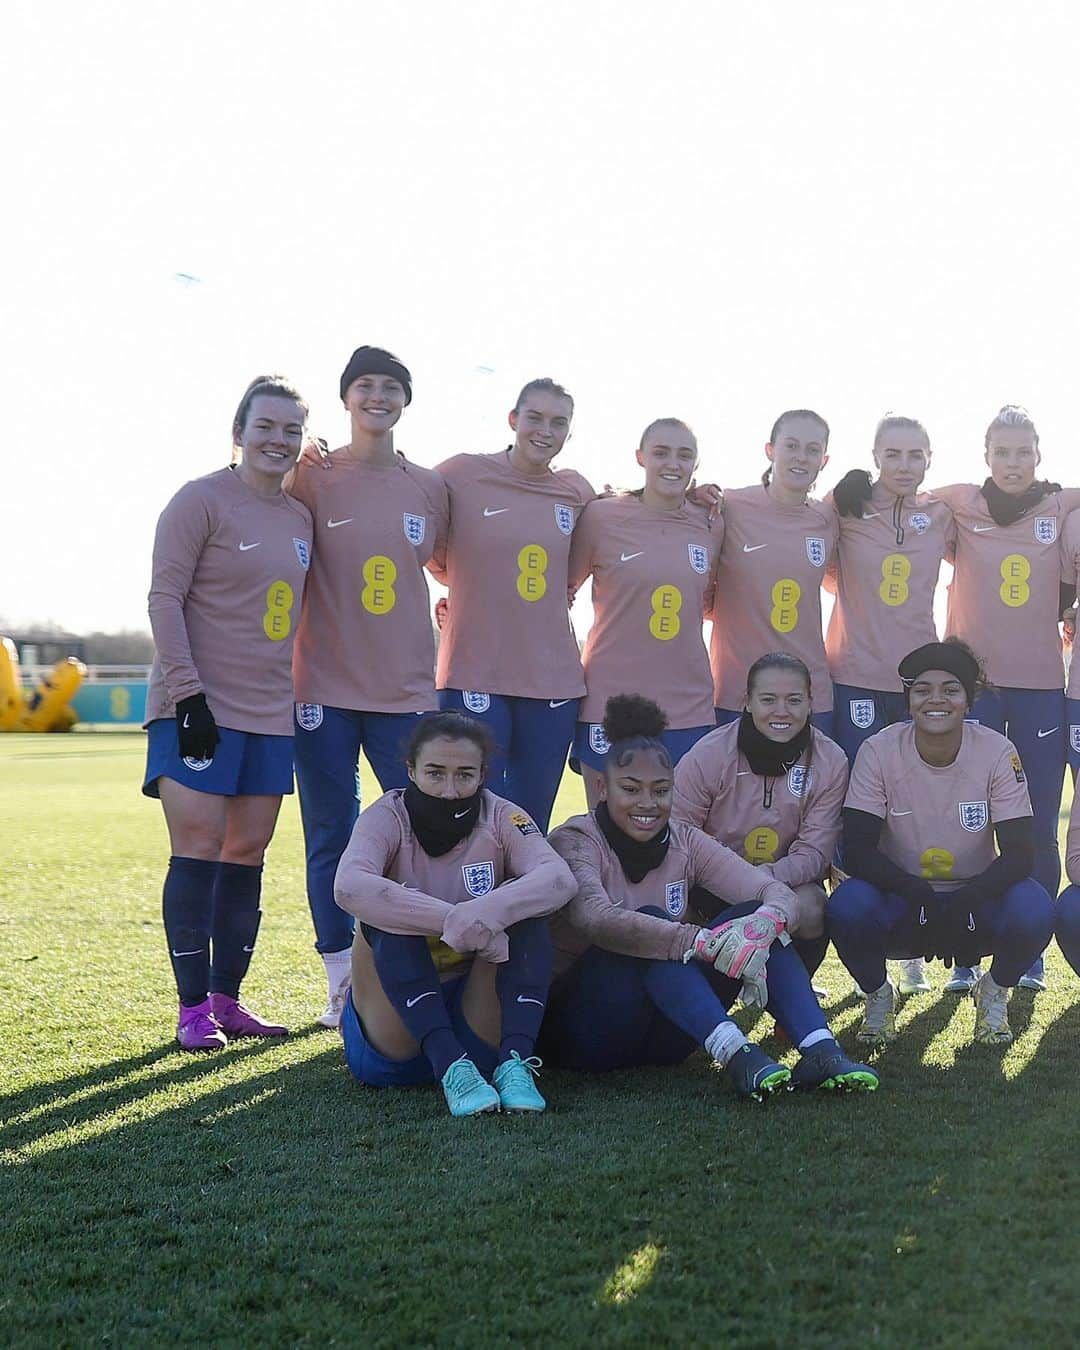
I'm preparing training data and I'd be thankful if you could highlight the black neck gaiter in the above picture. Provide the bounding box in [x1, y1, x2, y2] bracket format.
[737, 709, 812, 778]
[403, 783, 482, 856]
[980, 477, 1061, 527]
[595, 801, 671, 884]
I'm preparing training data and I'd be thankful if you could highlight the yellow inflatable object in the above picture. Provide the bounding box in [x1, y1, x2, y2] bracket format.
[0, 637, 23, 729]
[17, 657, 86, 732]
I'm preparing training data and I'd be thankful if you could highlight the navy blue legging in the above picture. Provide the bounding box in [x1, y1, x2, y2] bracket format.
[1055, 884, 1080, 976]
[539, 907, 826, 1072]
[828, 877, 1054, 993]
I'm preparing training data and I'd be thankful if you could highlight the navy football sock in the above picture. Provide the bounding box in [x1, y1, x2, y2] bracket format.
[361, 924, 465, 1079]
[209, 862, 262, 999]
[162, 856, 218, 1007]
[495, 916, 553, 1063]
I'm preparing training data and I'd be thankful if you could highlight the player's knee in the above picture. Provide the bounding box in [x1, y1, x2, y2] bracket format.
[826, 878, 881, 934]
[789, 882, 827, 938]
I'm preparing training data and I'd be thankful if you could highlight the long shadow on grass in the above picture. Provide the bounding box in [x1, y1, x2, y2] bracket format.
[0, 1026, 333, 1156]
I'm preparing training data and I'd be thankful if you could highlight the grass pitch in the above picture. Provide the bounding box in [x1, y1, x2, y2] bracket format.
[2, 734, 1079, 1348]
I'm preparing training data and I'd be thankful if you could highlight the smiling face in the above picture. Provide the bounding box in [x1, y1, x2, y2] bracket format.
[236, 394, 306, 481]
[907, 669, 968, 738]
[343, 372, 407, 436]
[874, 426, 930, 496]
[407, 735, 485, 799]
[766, 414, 829, 496]
[508, 390, 574, 473]
[984, 426, 1040, 495]
[636, 422, 699, 505]
[746, 666, 811, 743]
[600, 745, 672, 841]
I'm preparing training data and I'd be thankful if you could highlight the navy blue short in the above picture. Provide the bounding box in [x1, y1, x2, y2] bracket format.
[571, 722, 714, 773]
[142, 718, 294, 799]
[341, 977, 471, 1087]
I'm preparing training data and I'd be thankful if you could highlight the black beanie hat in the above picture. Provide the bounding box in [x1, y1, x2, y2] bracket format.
[339, 346, 413, 405]
[898, 642, 980, 708]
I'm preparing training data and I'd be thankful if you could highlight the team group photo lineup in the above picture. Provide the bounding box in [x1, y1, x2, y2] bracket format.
[140, 339, 1080, 1117]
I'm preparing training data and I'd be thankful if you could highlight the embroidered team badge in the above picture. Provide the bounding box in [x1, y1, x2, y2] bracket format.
[588, 724, 610, 755]
[1071, 726, 1080, 755]
[787, 765, 813, 797]
[462, 861, 495, 897]
[687, 543, 709, 575]
[908, 512, 931, 535]
[1034, 516, 1057, 543]
[1010, 753, 1026, 784]
[849, 699, 876, 730]
[665, 880, 687, 916]
[554, 504, 575, 536]
[182, 756, 212, 772]
[510, 811, 540, 837]
[293, 537, 311, 569]
[805, 536, 827, 567]
[462, 691, 491, 714]
[403, 513, 426, 546]
[959, 800, 989, 832]
[295, 703, 324, 731]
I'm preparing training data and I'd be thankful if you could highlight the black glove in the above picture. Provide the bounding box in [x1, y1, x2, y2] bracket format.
[176, 693, 220, 761]
[832, 469, 874, 518]
[899, 878, 946, 961]
[939, 885, 982, 968]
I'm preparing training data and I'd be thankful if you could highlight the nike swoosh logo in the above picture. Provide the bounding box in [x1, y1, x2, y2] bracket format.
[326, 517, 353, 528]
[889, 809, 914, 816]
[549, 699, 572, 708]
[972, 525, 995, 533]
[483, 507, 508, 517]
[516, 996, 544, 1006]
[171, 948, 204, 957]
[182, 714, 191, 728]
[453, 809, 471, 818]
[238, 541, 261, 550]
[742, 543, 768, 552]
[862, 511, 881, 519]
[242, 945, 256, 953]
[1037, 728, 1059, 738]
[620, 551, 644, 562]
[736, 771, 751, 776]
[405, 991, 438, 1008]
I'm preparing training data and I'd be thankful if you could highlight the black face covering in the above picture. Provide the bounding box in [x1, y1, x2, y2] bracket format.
[403, 782, 482, 856]
[980, 477, 1061, 527]
[737, 709, 812, 778]
[595, 801, 670, 884]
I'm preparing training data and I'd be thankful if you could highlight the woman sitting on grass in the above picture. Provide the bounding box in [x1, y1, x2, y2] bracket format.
[541, 695, 878, 1100]
[333, 712, 576, 1117]
[672, 652, 849, 988]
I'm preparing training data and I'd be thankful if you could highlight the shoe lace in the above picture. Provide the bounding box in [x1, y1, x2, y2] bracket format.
[446, 1056, 486, 1091]
[978, 979, 1009, 1026]
[505, 1050, 542, 1078]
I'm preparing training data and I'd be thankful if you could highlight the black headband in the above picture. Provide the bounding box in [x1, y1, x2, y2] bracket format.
[339, 346, 413, 404]
[898, 642, 979, 706]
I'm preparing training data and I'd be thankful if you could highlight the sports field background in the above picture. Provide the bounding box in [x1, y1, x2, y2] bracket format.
[3, 733, 1080, 1347]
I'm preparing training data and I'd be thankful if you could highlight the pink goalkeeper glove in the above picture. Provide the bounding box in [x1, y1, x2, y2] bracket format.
[683, 905, 788, 1008]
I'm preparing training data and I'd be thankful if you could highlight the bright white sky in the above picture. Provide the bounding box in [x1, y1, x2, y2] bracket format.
[4, 1, 1080, 635]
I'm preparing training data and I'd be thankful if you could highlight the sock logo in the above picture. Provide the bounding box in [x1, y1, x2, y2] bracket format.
[405, 991, 437, 1008]
[515, 996, 544, 1006]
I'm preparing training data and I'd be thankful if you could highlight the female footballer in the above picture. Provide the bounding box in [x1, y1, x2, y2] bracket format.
[333, 712, 576, 1116]
[672, 653, 849, 985]
[288, 346, 449, 1026]
[708, 410, 837, 732]
[429, 378, 593, 833]
[567, 417, 721, 806]
[542, 695, 878, 1099]
[1054, 783, 1080, 979]
[828, 641, 1054, 1046]
[144, 376, 313, 1050]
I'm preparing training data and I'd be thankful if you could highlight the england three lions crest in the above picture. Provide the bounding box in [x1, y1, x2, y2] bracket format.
[295, 702, 324, 731]
[1071, 726, 1080, 755]
[554, 504, 575, 536]
[1034, 516, 1057, 543]
[403, 513, 426, 546]
[462, 691, 491, 714]
[293, 537, 311, 570]
[665, 880, 687, 916]
[805, 536, 827, 567]
[462, 861, 495, 897]
[589, 724, 610, 755]
[849, 699, 875, 730]
[787, 765, 813, 797]
[908, 513, 931, 535]
[959, 800, 988, 832]
[687, 543, 709, 575]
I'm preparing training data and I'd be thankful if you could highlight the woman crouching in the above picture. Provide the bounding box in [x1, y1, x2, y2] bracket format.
[542, 696, 877, 1100]
[333, 713, 576, 1116]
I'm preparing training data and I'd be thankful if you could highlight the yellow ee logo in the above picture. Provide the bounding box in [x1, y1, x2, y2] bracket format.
[744, 827, 780, 864]
[649, 585, 682, 640]
[999, 554, 1030, 608]
[516, 544, 548, 602]
[263, 580, 294, 641]
[770, 578, 801, 633]
[919, 847, 955, 880]
[879, 554, 911, 607]
[362, 555, 397, 614]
